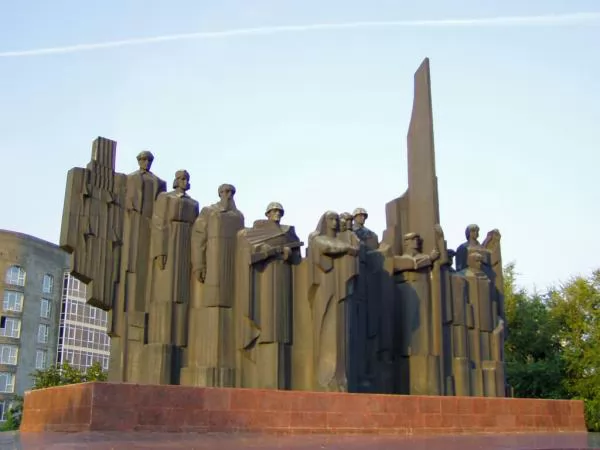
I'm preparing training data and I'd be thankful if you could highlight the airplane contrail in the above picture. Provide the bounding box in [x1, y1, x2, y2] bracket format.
[1, 12, 599, 58]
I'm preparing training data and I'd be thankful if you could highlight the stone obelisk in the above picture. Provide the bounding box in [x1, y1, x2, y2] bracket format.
[382, 58, 445, 395]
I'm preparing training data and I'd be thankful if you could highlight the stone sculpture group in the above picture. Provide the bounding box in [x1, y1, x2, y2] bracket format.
[60, 58, 507, 397]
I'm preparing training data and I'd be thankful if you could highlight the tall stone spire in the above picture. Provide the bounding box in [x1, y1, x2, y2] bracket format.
[382, 58, 440, 254]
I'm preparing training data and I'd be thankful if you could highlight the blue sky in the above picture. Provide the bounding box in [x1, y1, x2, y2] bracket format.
[1, 1, 599, 292]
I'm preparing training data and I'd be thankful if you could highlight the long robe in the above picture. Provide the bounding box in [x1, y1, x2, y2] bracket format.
[145, 190, 198, 384]
[391, 253, 441, 395]
[181, 202, 244, 387]
[109, 169, 165, 382]
[307, 235, 358, 392]
[459, 264, 504, 397]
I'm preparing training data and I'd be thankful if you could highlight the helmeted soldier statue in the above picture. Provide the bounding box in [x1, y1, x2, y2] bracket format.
[352, 208, 379, 250]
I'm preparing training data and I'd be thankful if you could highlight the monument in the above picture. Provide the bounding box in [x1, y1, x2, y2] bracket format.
[21, 56, 589, 436]
[57, 58, 509, 397]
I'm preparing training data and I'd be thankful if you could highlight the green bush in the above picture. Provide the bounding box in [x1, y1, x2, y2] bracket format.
[30, 361, 107, 390]
[584, 398, 600, 432]
[0, 362, 108, 432]
[0, 396, 22, 432]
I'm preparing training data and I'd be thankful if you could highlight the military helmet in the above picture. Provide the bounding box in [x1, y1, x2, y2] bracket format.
[352, 207, 368, 218]
[265, 202, 284, 216]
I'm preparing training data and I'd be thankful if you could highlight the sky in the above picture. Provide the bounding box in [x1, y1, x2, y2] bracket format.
[1, 1, 599, 293]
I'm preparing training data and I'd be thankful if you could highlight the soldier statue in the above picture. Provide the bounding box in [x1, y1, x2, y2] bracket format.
[235, 202, 303, 389]
[352, 208, 379, 250]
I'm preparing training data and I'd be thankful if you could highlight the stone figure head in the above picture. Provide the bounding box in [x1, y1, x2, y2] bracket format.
[265, 202, 284, 224]
[325, 212, 340, 233]
[218, 183, 236, 209]
[172, 170, 190, 192]
[339, 212, 353, 232]
[467, 251, 485, 272]
[136, 151, 154, 172]
[403, 232, 423, 256]
[311, 211, 339, 240]
[485, 229, 501, 247]
[352, 208, 368, 227]
[465, 224, 480, 242]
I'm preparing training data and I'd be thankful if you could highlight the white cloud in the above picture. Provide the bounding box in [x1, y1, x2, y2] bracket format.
[1, 12, 599, 57]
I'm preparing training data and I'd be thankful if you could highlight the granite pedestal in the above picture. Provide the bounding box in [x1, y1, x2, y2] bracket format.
[20, 382, 587, 435]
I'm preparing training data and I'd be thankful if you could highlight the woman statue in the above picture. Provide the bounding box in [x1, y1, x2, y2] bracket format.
[306, 211, 359, 391]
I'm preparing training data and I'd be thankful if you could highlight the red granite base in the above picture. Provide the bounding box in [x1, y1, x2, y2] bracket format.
[20, 382, 587, 435]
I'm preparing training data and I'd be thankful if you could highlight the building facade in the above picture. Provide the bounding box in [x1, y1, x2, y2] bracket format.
[0, 230, 68, 421]
[56, 273, 110, 372]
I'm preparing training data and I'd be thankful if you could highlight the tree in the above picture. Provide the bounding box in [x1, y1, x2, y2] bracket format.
[549, 270, 600, 431]
[0, 396, 22, 432]
[503, 263, 567, 399]
[30, 361, 107, 390]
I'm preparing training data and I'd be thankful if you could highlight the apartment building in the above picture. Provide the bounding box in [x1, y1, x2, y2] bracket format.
[0, 229, 111, 423]
[0, 230, 67, 421]
[56, 273, 110, 372]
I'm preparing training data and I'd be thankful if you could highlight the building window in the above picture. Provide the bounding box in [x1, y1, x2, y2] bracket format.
[40, 299, 51, 319]
[63, 350, 74, 366]
[42, 274, 54, 294]
[0, 318, 21, 339]
[4, 266, 26, 286]
[87, 330, 95, 345]
[0, 401, 5, 422]
[0, 373, 15, 393]
[37, 324, 49, 344]
[67, 301, 79, 319]
[2, 291, 23, 312]
[35, 350, 47, 370]
[0, 345, 18, 365]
